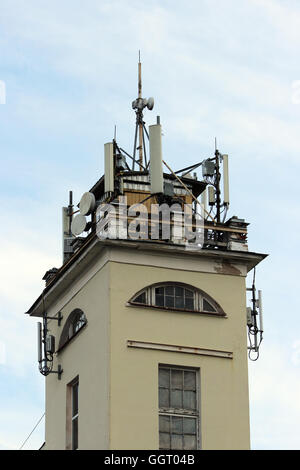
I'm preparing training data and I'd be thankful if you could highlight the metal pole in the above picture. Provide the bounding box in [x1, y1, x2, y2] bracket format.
[138, 59, 143, 170]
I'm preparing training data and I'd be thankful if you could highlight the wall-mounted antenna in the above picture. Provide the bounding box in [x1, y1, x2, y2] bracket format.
[247, 268, 264, 361]
[62, 191, 75, 263]
[149, 117, 163, 194]
[132, 52, 154, 171]
[223, 154, 229, 206]
[37, 296, 63, 379]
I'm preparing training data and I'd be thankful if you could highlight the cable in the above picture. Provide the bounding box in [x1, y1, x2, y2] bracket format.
[19, 413, 45, 450]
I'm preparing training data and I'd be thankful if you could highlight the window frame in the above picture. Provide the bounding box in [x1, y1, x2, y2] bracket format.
[71, 380, 79, 451]
[158, 365, 200, 450]
[66, 376, 79, 450]
[57, 309, 87, 353]
[129, 282, 226, 317]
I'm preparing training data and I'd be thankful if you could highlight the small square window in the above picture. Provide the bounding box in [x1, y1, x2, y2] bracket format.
[159, 432, 170, 449]
[171, 416, 183, 434]
[171, 390, 183, 408]
[185, 297, 194, 310]
[165, 286, 174, 296]
[159, 388, 170, 408]
[159, 368, 170, 388]
[159, 415, 170, 433]
[155, 294, 165, 307]
[175, 296, 184, 308]
[171, 369, 183, 390]
[165, 296, 175, 308]
[175, 286, 184, 296]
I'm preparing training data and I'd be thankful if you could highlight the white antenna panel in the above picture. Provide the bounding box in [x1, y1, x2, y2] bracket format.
[71, 214, 87, 236]
[258, 290, 264, 332]
[80, 192, 96, 216]
[37, 322, 42, 363]
[208, 186, 215, 205]
[105, 142, 114, 193]
[149, 123, 163, 194]
[223, 154, 229, 205]
[201, 188, 207, 217]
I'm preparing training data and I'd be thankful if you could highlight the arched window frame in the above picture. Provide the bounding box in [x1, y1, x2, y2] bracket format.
[128, 282, 226, 317]
[57, 309, 87, 353]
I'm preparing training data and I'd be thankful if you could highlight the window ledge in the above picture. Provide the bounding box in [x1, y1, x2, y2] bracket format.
[127, 302, 227, 318]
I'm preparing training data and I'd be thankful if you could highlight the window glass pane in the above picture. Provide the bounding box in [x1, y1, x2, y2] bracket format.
[159, 432, 170, 450]
[203, 298, 217, 312]
[133, 292, 146, 304]
[159, 369, 170, 388]
[155, 287, 164, 295]
[165, 286, 174, 296]
[185, 289, 194, 298]
[184, 371, 196, 391]
[183, 434, 197, 450]
[171, 390, 182, 408]
[171, 416, 183, 434]
[72, 382, 78, 417]
[171, 370, 183, 390]
[183, 391, 196, 410]
[175, 296, 184, 308]
[159, 415, 170, 433]
[159, 388, 170, 408]
[185, 297, 194, 310]
[183, 417, 197, 434]
[165, 296, 174, 307]
[72, 417, 78, 450]
[175, 286, 184, 296]
[171, 434, 183, 450]
[155, 294, 164, 307]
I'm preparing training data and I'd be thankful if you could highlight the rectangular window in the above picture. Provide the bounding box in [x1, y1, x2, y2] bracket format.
[66, 376, 79, 450]
[72, 380, 79, 450]
[159, 366, 199, 450]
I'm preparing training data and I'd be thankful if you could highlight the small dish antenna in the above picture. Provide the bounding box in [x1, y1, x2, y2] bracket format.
[147, 97, 154, 110]
[79, 192, 96, 216]
[71, 214, 87, 236]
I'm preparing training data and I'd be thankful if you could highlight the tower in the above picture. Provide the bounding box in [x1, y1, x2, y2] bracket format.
[26, 63, 266, 450]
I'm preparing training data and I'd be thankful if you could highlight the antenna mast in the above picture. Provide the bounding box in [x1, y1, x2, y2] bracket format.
[131, 52, 154, 171]
[138, 52, 143, 170]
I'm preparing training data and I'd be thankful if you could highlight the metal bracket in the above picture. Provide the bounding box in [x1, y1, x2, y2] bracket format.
[50, 364, 63, 380]
[44, 311, 63, 326]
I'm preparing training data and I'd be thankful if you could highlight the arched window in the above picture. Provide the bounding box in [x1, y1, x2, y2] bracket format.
[129, 282, 225, 316]
[58, 309, 87, 351]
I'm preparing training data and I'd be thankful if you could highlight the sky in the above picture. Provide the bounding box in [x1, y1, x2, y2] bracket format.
[0, 0, 300, 450]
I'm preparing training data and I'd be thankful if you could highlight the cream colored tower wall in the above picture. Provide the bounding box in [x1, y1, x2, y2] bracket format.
[43, 263, 110, 450]
[40, 245, 251, 450]
[109, 261, 250, 450]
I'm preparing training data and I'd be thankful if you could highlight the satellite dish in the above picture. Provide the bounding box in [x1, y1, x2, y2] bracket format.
[71, 214, 87, 236]
[147, 97, 154, 110]
[79, 192, 96, 216]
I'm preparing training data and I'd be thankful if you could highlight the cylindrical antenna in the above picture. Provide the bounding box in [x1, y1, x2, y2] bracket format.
[208, 186, 215, 206]
[258, 290, 264, 332]
[104, 142, 114, 193]
[138, 53, 143, 170]
[149, 123, 163, 194]
[201, 188, 207, 218]
[37, 322, 42, 364]
[223, 154, 229, 205]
